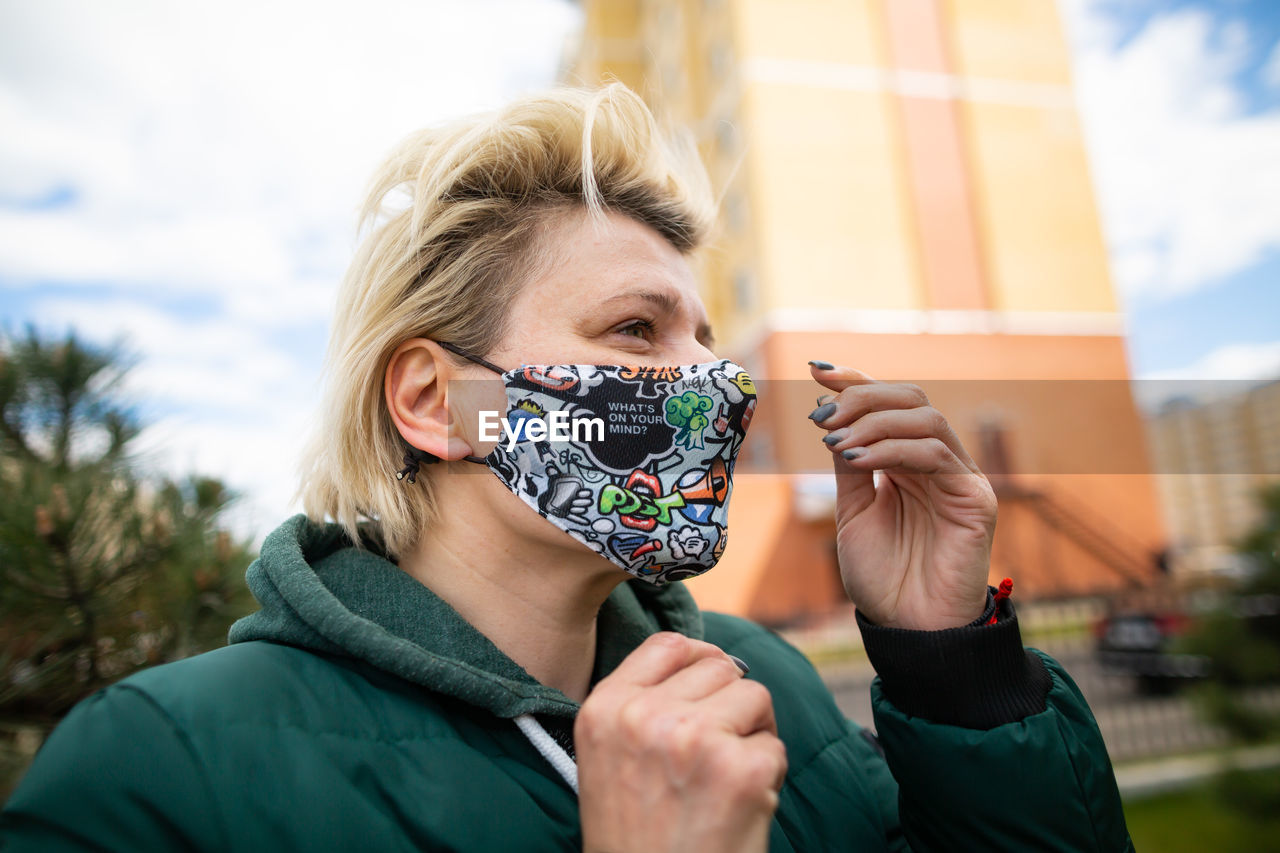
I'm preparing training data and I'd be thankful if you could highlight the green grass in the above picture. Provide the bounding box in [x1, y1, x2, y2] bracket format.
[799, 642, 868, 668]
[1123, 767, 1280, 852]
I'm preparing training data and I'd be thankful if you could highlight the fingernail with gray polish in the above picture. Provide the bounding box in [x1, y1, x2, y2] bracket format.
[728, 654, 750, 676]
[809, 402, 837, 423]
[822, 432, 842, 446]
[808, 360, 835, 370]
[842, 448, 864, 460]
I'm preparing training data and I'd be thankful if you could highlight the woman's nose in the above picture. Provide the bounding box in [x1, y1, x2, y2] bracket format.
[672, 340, 717, 365]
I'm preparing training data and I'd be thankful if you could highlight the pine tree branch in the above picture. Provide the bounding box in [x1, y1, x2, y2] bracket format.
[3, 566, 69, 600]
[0, 416, 38, 463]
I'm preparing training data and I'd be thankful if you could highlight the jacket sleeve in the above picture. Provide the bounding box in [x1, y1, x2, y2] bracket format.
[0, 683, 226, 852]
[858, 595, 1134, 852]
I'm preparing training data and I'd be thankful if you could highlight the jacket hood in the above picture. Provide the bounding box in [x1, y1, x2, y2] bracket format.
[228, 514, 704, 720]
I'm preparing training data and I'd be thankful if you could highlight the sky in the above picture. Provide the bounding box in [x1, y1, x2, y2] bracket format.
[1, 0, 1277, 542]
[1059, 0, 1280, 381]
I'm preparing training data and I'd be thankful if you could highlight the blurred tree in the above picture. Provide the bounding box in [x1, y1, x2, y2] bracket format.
[1237, 483, 1280, 597]
[0, 327, 256, 726]
[1183, 482, 1280, 824]
[1188, 483, 1280, 696]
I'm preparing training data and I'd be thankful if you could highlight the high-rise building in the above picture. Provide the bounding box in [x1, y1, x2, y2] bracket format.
[1147, 381, 1280, 578]
[566, 0, 1166, 624]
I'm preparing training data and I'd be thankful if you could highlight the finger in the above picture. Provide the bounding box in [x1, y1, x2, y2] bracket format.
[831, 445, 876, 517]
[649, 654, 745, 703]
[807, 361, 879, 395]
[742, 730, 790, 793]
[838, 436, 977, 482]
[601, 632, 734, 690]
[698, 678, 778, 738]
[808, 383, 930, 431]
[821, 407, 980, 474]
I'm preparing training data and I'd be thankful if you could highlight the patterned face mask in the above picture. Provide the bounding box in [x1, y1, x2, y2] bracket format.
[404, 342, 757, 585]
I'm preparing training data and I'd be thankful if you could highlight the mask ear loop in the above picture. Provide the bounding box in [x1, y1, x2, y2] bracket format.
[395, 340, 503, 483]
[437, 340, 507, 376]
[396, 446, 437, 484]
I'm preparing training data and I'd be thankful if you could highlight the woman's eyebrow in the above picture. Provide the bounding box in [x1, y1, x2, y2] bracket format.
[601, 289, 680, 315]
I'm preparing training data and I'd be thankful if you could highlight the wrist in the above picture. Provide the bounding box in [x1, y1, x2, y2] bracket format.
[875, 592, 990, 631]
[855, 592, 1053, 729]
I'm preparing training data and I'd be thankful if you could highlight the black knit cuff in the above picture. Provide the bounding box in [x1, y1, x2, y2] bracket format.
[856, 589, 1053, 730]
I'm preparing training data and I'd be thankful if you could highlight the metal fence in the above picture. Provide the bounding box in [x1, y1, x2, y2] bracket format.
[799, 594, 1280, 765]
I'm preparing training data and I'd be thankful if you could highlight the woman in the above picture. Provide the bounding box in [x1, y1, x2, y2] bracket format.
[1, 84, 1132, 851]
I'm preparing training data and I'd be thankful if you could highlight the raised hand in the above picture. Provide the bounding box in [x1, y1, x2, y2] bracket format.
[807, 362, 997, 631]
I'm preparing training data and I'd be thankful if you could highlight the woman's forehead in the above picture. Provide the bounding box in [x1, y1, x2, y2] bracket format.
[519, 210, 706, 320]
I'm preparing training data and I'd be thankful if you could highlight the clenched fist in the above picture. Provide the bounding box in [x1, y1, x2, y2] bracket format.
[575, 632, 787, 853]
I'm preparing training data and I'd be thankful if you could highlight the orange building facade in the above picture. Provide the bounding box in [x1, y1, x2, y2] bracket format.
[567, 0, 1166, 625]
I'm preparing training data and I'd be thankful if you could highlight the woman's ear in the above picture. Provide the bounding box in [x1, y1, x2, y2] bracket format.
[385, 339, 479, 462]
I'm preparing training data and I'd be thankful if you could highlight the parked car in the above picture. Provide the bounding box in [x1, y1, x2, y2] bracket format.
[1093, 587, 1213, 694]
[1095, 583, 1280, 694]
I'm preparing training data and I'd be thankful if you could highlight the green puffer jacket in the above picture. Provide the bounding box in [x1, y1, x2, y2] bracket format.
[1, 515, 1133, 851]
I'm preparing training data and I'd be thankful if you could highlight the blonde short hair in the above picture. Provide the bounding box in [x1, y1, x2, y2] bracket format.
[298, 82, 719, 559]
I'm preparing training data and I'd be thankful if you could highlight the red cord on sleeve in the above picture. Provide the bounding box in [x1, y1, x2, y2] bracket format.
[985, 578, 1014, 626]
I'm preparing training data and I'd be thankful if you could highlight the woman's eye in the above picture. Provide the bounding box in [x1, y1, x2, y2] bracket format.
[617, 320, 654, 339]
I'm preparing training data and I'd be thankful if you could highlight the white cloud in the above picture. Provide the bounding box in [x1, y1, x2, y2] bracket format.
[1132, 339, 1280, 412]
[1060, 1, 1280, 303]
[33, 298, 314, 414]
[1, 0, 584, 542]
[0, 0, 583, 315]
[1140, 339, 1280, 381]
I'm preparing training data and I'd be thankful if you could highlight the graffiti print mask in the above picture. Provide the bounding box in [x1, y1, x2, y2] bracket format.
[442, 345, 756, 585]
